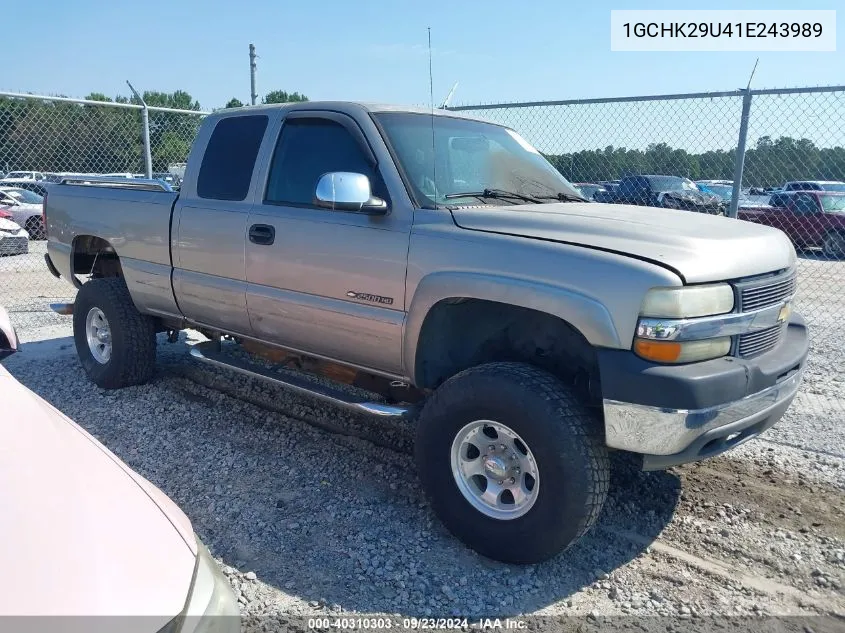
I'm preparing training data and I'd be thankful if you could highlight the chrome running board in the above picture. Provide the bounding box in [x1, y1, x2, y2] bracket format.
[189, 341, 411, 419]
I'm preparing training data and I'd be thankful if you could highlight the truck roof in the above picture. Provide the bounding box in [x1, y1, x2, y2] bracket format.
[215, 101, 492, 123]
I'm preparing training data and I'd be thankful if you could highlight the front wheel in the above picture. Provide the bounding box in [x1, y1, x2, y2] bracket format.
[73, 277, 157, 389]
[414, 362, 610, 564]
[822, 232, 845, 259]
[24, 216, 45, 240]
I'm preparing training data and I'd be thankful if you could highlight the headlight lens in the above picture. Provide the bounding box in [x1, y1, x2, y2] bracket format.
[179, 539, 241, 633]
[634, 337, 731, 364]
[640, 283, 734, 318]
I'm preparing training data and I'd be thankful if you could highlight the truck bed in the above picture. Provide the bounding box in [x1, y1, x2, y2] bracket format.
[44, 178, 180, 318]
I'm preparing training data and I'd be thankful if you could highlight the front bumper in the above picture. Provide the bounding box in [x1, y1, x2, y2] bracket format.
[599, 313, 808, 470]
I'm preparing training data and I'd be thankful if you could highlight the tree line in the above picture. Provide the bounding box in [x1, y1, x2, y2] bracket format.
[1, 87, 841, 188]
[0, 88, 308, 175]
[544, 137, 845, 188]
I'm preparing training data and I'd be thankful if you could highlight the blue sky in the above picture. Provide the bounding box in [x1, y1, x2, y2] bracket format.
[3, 0, 843, 110]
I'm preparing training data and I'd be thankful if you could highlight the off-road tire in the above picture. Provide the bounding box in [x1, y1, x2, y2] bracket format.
[414, 362, 610, 564]
[73, 277, 156, 389]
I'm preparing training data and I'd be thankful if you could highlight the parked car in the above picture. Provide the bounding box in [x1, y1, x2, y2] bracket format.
[3, 170, 44, 181]
[739, 190, 845, 258]
[0, 306, 240, 627]
[695, 181, 771, 211]
[607, 175, 725, 214]
[0, 178, 49, 198]
[573, 182, 606, 200]
[0, 187, 46, 239]
[782, 180, 845, 193]
[0, 215, 29, 256]
[43, 101, 808, 564]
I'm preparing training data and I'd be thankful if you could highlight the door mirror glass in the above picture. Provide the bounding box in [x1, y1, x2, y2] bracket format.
[314, 172, 387, 215]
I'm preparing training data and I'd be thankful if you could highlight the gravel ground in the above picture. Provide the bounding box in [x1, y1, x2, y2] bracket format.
[3, 242, 845, 631]
[5, 327, 844, 632]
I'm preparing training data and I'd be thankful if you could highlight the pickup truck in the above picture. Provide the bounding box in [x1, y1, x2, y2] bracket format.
[42, 102, 808, 564]
[739, 190, 845, 258]
[604, 174, 725, 215]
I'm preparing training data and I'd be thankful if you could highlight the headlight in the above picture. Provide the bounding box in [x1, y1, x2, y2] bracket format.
[176, 539, 241, 633]
[640, 283, 734, 318]
[634, 283, 735, 364]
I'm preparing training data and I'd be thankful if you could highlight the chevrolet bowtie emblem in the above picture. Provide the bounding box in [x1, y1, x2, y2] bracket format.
[778, 302, 792, 323]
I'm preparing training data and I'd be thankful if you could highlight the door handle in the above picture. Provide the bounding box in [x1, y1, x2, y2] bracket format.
[248, 224, 275, 245]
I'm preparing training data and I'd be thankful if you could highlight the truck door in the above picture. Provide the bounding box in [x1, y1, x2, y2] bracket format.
[244, 111, 411, 376]
[172, 114, 270, 335]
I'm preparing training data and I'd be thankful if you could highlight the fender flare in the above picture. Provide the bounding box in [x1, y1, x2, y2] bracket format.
[403, 271, 621, 384]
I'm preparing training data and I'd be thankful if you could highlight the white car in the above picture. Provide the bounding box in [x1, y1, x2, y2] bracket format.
[0, 216, 28, 256]
[0, 307, 240, 631]
[0, 187, 45, 239]
[3, 171, 44, 180]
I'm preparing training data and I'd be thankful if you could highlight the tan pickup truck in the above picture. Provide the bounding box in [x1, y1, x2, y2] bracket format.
[42, 102, 808, 563]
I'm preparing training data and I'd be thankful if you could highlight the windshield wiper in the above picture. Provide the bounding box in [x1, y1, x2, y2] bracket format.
[444, 188, 543, 204]
[533, 192, 589, 203]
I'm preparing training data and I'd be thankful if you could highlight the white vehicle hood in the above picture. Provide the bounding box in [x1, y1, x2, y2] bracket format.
[451, 202, 796, 283]
[0, 364, 197, 623]
[0, 217, 23, 232]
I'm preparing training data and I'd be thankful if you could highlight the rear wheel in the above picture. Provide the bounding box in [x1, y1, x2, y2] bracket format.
[415, 362, 610, 564]
[73, 277, 157, 389]
[24, 216, 45, 240]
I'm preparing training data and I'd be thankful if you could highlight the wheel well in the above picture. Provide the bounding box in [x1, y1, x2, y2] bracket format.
[72, 236, 123, 278]
[414, 298, 601, 403]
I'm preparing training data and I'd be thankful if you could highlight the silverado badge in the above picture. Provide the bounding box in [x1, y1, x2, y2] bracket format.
[346, 291, 394, 306]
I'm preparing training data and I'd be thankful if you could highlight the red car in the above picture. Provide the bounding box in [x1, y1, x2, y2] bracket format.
[738, 190, 845, 258]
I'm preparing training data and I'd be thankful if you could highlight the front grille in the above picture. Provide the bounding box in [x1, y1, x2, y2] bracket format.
[739, 273, 796, 312]
[738, 324, 784, 358]
[732, 269, 796, 358]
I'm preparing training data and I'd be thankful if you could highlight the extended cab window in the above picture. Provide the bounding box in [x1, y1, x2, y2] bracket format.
[265, 118, 384, 206]
[197, 115, 268, 201]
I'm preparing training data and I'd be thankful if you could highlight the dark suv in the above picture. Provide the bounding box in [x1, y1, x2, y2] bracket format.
[608, 175, 725, 215]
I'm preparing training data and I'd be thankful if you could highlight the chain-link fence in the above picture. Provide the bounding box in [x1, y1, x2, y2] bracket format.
[1, 87, 843, 412]
[450, 85, 845, 414]
[0, 91, 206, 333]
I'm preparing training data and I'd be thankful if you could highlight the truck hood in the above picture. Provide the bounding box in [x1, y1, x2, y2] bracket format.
[450, 202, 796, 283]
[0, 364, 196, 622]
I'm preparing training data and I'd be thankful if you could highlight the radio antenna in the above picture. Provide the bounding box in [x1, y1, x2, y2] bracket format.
[428, 27, 437, 207]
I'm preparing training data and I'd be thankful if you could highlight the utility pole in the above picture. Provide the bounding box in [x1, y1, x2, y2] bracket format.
[249, 44, 258, 106]
[126, 80, 152, 179]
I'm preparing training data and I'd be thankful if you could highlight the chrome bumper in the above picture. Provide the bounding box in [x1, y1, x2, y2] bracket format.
[603, 367, 804, 459]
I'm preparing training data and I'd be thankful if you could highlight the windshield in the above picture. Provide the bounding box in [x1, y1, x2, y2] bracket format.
[820, 195, 845, 212]
[374, 112, 582, 206]
[2, 188, 42, 204]
[647, 176, 698, 192]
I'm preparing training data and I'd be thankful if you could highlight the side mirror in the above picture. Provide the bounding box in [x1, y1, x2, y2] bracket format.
[314, 172, 388, 215]
[0, 306, 19, 361]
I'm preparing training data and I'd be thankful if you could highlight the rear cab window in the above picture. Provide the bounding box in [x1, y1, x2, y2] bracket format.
[197, 115, 269, 201]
